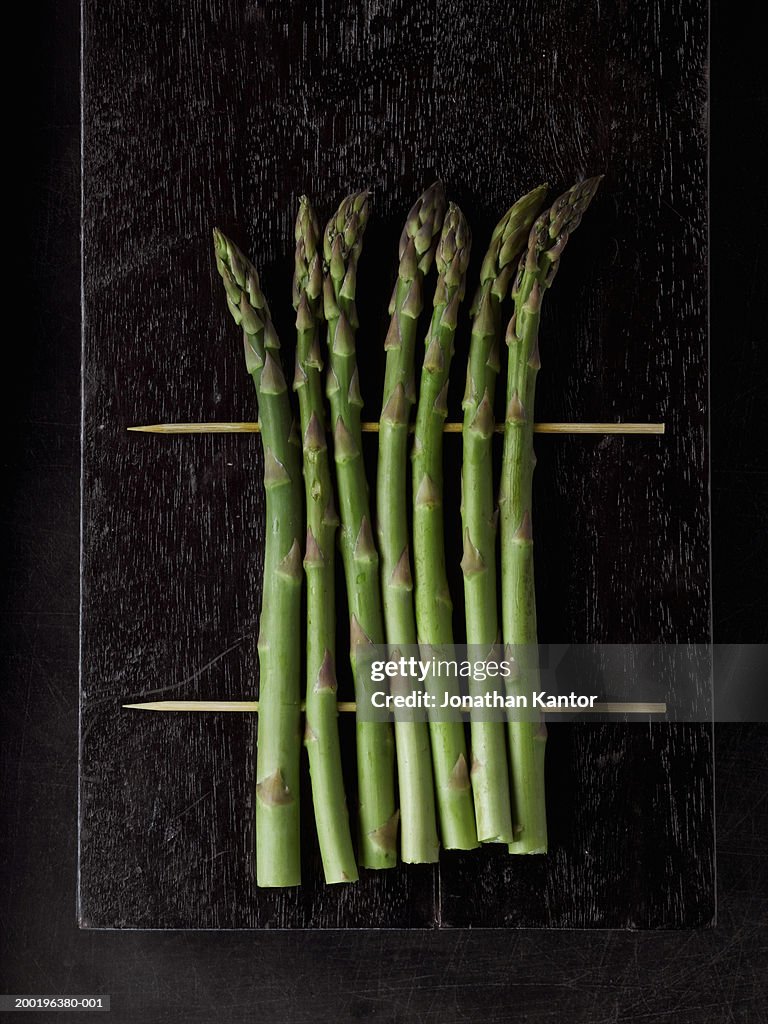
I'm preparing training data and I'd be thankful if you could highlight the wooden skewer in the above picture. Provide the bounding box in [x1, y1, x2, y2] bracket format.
[124, 700, 667, 715]
[128, 421, 665, 436]
[123, 700, 358, 713]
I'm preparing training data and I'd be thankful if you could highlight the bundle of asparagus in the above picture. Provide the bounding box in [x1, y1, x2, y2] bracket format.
[213, 175, 600, 885]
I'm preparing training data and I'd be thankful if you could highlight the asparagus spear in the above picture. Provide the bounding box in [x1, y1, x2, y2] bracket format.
[500, 176, 602, 854]
[293, 197, 358, 883]
[413, 202, 478, 850]
[213, 229, 304, 887]
[323, 191, 398, 869]
[377, 183, 446, 864]
[461, 185, 548, 844]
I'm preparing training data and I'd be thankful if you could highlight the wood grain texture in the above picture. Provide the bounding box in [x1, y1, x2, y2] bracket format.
[79, 0, 712, 927]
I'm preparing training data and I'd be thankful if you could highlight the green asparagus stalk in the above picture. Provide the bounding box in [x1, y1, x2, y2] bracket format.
[293, 197, 358, 883]
[323, 191, 398, 869]
[413, 202, 478, 851]
[461, 186, 548, 844]
[377, 183, 446, 864]
[500, 176, 602, 854]
[213, 228, 304, 887]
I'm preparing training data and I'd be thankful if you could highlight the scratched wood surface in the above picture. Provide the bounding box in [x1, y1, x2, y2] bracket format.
[79, 0, 712, 928]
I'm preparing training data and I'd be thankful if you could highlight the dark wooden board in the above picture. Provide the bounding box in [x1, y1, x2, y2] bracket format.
[79, 0, 712, 928]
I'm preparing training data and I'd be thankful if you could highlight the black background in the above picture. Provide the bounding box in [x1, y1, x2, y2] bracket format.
[3, 0, 766, 1020]
[78, 0, 713, 932]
